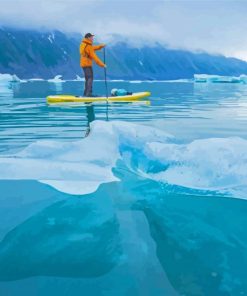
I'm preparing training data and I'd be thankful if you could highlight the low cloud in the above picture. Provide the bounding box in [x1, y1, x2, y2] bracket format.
[1, 0, 247, 60]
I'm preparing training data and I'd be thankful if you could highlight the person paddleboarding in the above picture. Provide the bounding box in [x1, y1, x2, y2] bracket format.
[80, 33, 106, 97]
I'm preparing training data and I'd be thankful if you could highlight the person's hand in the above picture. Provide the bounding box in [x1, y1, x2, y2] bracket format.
[102, 44, 106, 48]
[104, 64, 107, 68]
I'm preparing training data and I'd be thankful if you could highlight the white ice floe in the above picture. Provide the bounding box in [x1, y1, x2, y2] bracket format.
[29, 78, 45, 81]
[165, 79, 193, 83]
[130, 80, 142, 84]
[145, 137, 247, 193]
[75, 75, 84, 81]
[194, 74, 246, 84]
[48, 75, 64, 83]
[0, 74, 13, 82]
[240, 74, 247, 84]
[0, 74, 17, 94]
[1, 120, 247, 198]
[0, 121, 171, 195]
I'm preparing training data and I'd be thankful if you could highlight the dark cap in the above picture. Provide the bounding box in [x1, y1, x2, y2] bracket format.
[85, 33, 94, 38]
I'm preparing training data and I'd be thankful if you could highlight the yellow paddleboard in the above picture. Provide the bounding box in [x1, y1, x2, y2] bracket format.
[47, 92, 151, 104]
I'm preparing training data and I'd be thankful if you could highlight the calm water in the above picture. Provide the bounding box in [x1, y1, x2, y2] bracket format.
[1, 80, 247, 152]
[0, 80, 247, 295]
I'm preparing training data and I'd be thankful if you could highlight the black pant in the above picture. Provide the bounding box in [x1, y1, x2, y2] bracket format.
[83, 67, 93, 96]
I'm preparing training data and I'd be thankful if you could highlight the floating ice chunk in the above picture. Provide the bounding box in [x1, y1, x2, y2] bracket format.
[193, 74, 208, 83]
[0, 73, 13, 83]
[48, 75, 64, 83]
[0, 121, 172, 195]
[10, 74, 27, 83]
[2, 120, 247, 198]
[165, 79, 193, 83]
[11, 74, 21, 82]
[143, 79, 192, 83]
[208, 75, 240, 83]
[75, 75, 84, 81]
[194, 74, 241, 83]
[145, 137, 247, 192]
[240, 75, 247, 84]
[29, 78, 45, 82]
[0, 74, 16, 94]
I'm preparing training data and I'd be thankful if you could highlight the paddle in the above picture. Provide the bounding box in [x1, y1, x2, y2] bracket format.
[103, 47, 109, 121]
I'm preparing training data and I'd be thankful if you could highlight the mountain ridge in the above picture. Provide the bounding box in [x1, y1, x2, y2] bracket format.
[1, 27, 247, 80]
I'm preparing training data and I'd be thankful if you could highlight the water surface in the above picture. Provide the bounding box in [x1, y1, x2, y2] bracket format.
[0, 79, 247, 295]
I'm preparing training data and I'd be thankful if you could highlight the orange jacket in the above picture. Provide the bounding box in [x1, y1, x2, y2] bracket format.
[80, 38, 105, 68]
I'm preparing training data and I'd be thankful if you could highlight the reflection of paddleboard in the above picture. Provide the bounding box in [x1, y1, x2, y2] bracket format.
[47, 91, 151, 104]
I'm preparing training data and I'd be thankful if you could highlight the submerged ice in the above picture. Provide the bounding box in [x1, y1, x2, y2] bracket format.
[0, 165, 247, 295]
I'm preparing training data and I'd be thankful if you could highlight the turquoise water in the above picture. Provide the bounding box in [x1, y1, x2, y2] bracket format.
[0, 80, 247, 295]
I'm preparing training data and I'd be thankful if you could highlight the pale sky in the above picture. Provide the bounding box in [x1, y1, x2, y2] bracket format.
[1, 0, 247, 60]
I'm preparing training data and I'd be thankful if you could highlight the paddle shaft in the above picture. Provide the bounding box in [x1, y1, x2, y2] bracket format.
[103, 47, 109, 121]
[103, 47, 109, 99]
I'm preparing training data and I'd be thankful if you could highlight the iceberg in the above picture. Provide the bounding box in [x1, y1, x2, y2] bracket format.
[10, 75, 27, 84]
[0, 121, 172, 195]
[29, 78, 45, 82]
[75, 75, 84, 81]
[0, 73, 13, 83]
[240, 74, 247, 84]
[48, 75, 64, 83]
[194, 74, 242, 83]
[193, 74, 208, 83]
[1, 120, 247, 198]
[130, 80, 142, 84]
[0, 74, 16, 94]
[165, 79, 192, 83]
[145, 136, 247, 193]
[11, 74, 21, 82]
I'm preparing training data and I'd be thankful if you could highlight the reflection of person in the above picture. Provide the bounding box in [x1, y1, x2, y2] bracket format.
[85, 103, 95, 137]
[80, 33, 106, 97]
[86, 103, 95, 125]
